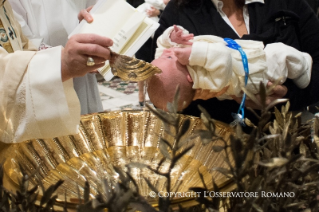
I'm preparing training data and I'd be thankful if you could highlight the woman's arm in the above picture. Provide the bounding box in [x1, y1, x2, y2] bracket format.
[284, 0, 319, 110]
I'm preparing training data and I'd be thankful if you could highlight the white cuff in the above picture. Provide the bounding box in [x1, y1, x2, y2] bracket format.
[25, 46, 80, 140]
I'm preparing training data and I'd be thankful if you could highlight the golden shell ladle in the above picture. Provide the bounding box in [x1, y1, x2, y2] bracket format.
[109, 51, 162, 82]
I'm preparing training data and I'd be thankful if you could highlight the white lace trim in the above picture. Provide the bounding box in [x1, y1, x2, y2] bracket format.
[14, 74, 27, 142]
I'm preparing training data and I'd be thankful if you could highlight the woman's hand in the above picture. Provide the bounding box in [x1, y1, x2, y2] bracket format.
[173, 47, 191, 65]
[193, 86, 229, 100]
[231, 82, 288, 110]
[146, 7, 160, 17]
[170, 25, 193, 45]
[61, 34, 112, 82]
[78, 5, 94, 23]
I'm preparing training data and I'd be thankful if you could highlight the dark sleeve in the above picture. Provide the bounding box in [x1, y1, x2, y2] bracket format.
[284, 0, 319, 110]
[151, 0, 179, 59]
[304, 0, 318, 13]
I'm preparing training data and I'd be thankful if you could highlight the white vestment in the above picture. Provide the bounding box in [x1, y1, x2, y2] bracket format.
[9, 0, 103, 115]
[0, 1, 80, 143]
[136, 0, 166, 23]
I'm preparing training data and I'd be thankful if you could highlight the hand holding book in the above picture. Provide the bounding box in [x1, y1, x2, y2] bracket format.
[70, 0, 160, 81]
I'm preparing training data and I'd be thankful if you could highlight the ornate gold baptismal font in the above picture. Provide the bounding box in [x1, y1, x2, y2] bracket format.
[1, 110, 234, 209]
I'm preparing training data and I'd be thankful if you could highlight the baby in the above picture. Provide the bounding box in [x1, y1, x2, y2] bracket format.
[147, 25, 312, 111]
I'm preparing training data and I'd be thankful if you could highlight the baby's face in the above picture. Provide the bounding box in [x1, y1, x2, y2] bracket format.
[152, 48, 193, 83]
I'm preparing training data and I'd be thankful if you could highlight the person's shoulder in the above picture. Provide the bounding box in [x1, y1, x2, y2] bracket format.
[160, 0, 180, 20]
[163, 0, 178, 10]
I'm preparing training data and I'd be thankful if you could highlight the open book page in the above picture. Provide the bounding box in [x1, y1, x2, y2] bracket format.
[99, 16, 159, 78]
[122, 18, 159, 57]
[111, 12, 145, 53]
[69, 0, 159, 81]
[69, 0, 140, 38]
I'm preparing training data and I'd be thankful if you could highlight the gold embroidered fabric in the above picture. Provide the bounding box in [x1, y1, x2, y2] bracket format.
[0, 17, 13, 53]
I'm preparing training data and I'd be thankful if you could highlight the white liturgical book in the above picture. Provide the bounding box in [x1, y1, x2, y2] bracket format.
[69, 0, 160, 81]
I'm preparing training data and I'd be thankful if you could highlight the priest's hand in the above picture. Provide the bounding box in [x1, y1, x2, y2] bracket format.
[61, 34, 112, 82]
[78, 5, 94, 23]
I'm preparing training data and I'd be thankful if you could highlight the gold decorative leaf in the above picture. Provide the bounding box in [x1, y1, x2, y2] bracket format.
[269, 125, 276, 135]
[265, 99, 288, 112]
[263, 147, 272, 160]
[299, 141, 307, 156]
[259, 81, 266, 108]
[294, 112, 302, 118]
[254, 151, 260, 166]
[285, 101, 290, 114]
[274, 107, 284, 127]
[244, 118, 255, 128]
[273, 120, 280, 132]
[259, 157, 289, 168]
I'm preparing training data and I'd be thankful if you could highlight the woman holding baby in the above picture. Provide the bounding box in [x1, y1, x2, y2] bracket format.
[152, 0, 319, 125]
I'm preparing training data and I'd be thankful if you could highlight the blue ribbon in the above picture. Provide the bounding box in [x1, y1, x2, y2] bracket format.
[224, 38, 249, 126]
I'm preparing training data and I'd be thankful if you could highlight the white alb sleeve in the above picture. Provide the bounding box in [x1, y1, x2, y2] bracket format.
[17, 46, 81, 142]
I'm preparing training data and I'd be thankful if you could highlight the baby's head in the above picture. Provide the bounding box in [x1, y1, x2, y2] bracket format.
[147, 48, 195, 111]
